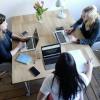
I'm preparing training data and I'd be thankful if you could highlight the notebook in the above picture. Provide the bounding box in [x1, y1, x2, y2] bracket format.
[41, 44, 61, 70]
[16, 53, 32, 65]
[21, 28, 39, 52]
[54, 27, 70, 44]
[67, 49, 87, 73]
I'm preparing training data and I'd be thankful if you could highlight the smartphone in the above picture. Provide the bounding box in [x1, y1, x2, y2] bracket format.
[21, 31, 28, 36]
[29, 66, 40, 76]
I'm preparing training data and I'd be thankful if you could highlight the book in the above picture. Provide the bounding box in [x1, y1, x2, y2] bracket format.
[16, 53, 32, 65]
[67, 50, 87, 73]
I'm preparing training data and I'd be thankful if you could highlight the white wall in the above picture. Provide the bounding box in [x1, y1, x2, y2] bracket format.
[0, 0, 99, 20]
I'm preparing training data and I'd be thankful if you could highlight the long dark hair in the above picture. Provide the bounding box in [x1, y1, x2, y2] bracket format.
[51, 53, 86, 100]
[0, 14, 6, 25]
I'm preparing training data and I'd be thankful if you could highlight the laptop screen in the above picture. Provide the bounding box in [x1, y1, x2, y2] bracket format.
[26, 37, 33, 49]
[41, 43, 61, 66]
[41, 44, 61, 57]
[33, 28, 39, 48]
[41, 44, 61, 69]
[26, 28, 39, 49]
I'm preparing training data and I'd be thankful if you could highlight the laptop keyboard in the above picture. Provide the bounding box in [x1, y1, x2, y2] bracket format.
[44, 55, 60, 65]
[56, 31, 66, 43]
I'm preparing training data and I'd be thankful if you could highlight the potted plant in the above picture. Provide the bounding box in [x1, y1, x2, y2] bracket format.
[33, 0, 48, 22]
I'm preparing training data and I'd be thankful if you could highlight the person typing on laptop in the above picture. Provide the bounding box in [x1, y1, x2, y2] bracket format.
[0, 13, 29, 78]
[20, 28, 39, 52]
[66, 5, 100, 46]
[0, 13, 29, 63]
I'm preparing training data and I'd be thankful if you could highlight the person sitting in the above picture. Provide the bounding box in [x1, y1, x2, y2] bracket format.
[0, 13, 28, 77]
[66, 5, 100, 46]
[37, 53, 93, 100]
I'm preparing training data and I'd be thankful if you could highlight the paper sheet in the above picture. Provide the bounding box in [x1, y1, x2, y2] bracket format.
[68, 49, 87, 73]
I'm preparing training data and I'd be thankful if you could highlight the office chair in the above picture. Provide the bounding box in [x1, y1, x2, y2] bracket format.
[0, 71, 8, 80]
[91, 41, 100, 60]
[0, 63, 11, 80]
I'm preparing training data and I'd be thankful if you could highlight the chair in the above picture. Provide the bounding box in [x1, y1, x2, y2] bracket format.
[91, 41, 100, 60]
[46, 93, 53, 100]
[0, 63, 11, 80]
[0, 71, 7, 80]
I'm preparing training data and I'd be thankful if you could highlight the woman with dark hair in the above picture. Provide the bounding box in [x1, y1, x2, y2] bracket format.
[0, 13, 28, 77]
[37, 53, 93, 100]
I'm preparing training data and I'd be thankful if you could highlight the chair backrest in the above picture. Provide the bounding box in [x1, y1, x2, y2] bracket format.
[91, 41, 100, 51]
[46, 93, 53, 100]
[91, 42, 100, 60]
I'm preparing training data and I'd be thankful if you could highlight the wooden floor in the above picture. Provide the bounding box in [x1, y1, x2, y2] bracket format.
[0, 67, 100, 100]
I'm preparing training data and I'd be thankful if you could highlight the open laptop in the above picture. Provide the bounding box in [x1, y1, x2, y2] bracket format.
[54, 27, 70, 44]
[21, 28, 39, 52]
[41, 44, 61, 70]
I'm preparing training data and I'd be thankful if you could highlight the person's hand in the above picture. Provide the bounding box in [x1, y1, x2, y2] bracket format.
[20, 37, 30, 42]
[17, 42, 25, 50]
[11, 42, 25, 56]
[84, 58, 93, 72]
[65, 27, 74, 35]
[68, 35, 78, 42]
[87, 59, 93, 69]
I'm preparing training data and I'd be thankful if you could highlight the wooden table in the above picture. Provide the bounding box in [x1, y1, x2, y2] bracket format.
[12, 10, 74, 83]
[12, 10, 100, 96]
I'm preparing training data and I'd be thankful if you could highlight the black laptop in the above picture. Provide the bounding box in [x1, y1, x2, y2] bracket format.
[41, 44, 61, 70]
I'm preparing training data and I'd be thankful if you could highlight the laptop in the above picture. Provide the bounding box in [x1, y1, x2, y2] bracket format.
[21, 28, 39, 52]
[54, 27, 70, 44]
[41, 44, 61, 70]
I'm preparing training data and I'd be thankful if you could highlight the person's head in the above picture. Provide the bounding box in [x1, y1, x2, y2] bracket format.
[81, 5, 99, 23]
[52, 53, 86, 100]
[55, 53, 78, 80]
[0, 14, 8, 32]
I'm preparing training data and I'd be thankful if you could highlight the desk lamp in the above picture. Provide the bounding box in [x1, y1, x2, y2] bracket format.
[56, 0, 66, 18]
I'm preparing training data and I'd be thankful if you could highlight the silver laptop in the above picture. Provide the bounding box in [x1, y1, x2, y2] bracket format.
[21, 28, 39, 52]
[41, 44, 61, 70]
[54, 29, 70, 44]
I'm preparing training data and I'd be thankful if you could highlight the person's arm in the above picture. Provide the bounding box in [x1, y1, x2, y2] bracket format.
[11, 42, 24, 56]
[0, 31, 22, 60]
[85, 59, 93, 82]
[37, 74, 53, 100]
[11, 48, 19, 56]
[71, 18, 83, 29]
[79, 59, 93, 87]
[37, 91, 45, 100]
[66, 18, 83, 34]
[12, 34, 29, 42]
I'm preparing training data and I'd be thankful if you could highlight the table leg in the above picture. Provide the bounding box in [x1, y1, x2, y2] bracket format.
[24, 81, 31, 96]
